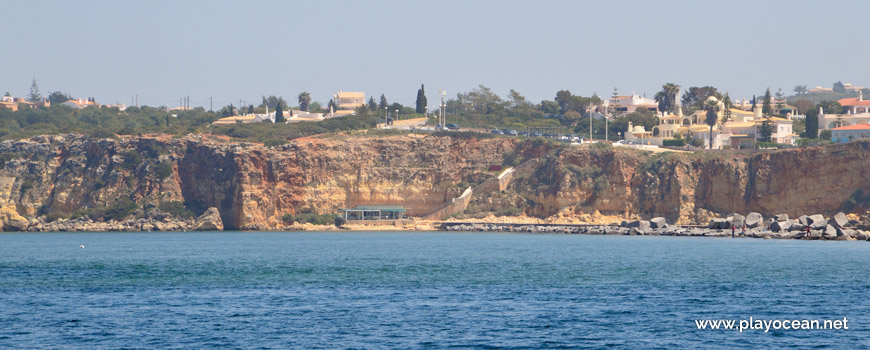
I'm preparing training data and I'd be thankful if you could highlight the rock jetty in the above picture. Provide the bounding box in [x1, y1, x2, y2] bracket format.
[441, 212, 870, 241]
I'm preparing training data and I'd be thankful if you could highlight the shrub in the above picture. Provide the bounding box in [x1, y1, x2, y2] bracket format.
[334, 216, 346, 227]
[689, 138, 704, 147]
[158, 201, 194, 218]
[756, 142, 791, 149]
[264, 138, 287, 147]
[103, 198, 138, 221]
[90, 129, 116, 139]
[155, 161, 173, 179]
[819, 129, 832, 141]
[282, 213, 338, 225]
[662, 139, 686, 147]
[0, 152, 19, 169]
[121, 150, 141, 170]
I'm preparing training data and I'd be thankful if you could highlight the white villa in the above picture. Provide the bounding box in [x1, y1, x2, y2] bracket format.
[624, 93, 798, 149]
[817, 91, 870, 131]
[603, 93, 658, 115]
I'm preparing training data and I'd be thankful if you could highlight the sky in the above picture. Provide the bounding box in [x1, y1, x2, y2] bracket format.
[1, 0, 868, 109]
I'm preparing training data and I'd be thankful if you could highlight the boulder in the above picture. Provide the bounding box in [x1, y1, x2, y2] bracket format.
[650, 217, 668, 229]
[0, 207, 30, 232]
[798, 215, 810, 226]
[744, 212, 763, 228]
[856, 230, 870, 241]
[193, 207, 224, 231]
[626, 220, 651, 229]
[838, 228, 856, 240]
[729, 214, 745, 228]
[822, 225, 838, 239]
[808, 215, 827, 230]
[828, 212, 848, 228]
[773, 214, 789, 222]
[770, 221, 791, 232]
[789, 223, 807, 231]
[709, 218, 727, 229]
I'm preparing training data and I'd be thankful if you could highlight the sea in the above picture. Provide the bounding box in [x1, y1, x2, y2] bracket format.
[0, 231, 867, 349]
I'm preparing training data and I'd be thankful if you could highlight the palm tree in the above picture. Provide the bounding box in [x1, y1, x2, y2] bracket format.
[654, 83, 681, 114]
[704, 97, 721, 149]
[298, 92, 312, 111]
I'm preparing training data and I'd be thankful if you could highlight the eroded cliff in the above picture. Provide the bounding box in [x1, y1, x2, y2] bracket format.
[1, 133, 869, 231]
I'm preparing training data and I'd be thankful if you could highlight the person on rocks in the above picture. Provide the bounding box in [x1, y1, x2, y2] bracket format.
[731, 225, 736, 238]
[741, 225, 746, 236]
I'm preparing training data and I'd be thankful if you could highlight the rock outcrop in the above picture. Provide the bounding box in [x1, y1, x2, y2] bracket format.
[194, 207, 224, 231]
[0, 206, 29, 231]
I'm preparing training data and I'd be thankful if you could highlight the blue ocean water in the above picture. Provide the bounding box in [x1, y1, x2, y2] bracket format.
[0, 232, 868, 349]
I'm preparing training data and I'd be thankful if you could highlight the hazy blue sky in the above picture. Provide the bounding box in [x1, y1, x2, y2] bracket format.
[2, 0, 867, 109]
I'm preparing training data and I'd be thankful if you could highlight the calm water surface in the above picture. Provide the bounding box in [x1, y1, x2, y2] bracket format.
[0, 232, 868, 349]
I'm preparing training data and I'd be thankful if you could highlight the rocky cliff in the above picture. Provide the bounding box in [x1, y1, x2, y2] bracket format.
[503, 142, 870, 224]
[0, 134, 512, 230]
[1, 133, 869, 231]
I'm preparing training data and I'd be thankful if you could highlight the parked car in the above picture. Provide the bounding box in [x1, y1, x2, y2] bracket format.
[491, 129, 503, 135]
[446, 123, 460, 130]
[504, 129, 518, 136]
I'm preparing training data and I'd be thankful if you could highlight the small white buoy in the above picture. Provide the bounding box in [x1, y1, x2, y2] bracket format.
[80, 245, 85, 249]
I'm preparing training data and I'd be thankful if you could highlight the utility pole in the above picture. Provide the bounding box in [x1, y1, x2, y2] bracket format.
[209, 96, 213, 111]
[438, 89, 446, 128]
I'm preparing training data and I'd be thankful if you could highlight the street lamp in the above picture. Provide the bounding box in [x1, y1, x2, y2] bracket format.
[384, 106, 388, 126]
[396, 109, 399, 121]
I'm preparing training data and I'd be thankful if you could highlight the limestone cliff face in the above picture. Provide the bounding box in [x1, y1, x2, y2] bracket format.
[1, 134, 869, 231]
[511, 142, 870, 224]
[0, 134, 512, 230]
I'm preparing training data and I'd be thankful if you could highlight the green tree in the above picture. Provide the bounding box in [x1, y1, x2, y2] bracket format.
[220, 104, 235, 117]
[833, 81, 846, 93]
[466, 85, 505, 114]
[804, 108, 819, 138]
[567, 95, 602, 114]
[379, 94, 388, 109]
[555, 90, 572, 114]
[275, 103, 285, 123]
[368, 97, 377, 111]
[762, 88, 772, 116]
[309, 101, 322, 113]
[508, 89, 528, 109]
[247, 104, 254, 115]
[654, 82, 680, 113]
[328, 99, 336, 112]
[539, 100, 559, 114]
[298, 92, 311, 111]
[817, 100, 843, 114]
[794, 85, 807, 95]
[27, 79, 41, 102]
[681, 86, 721, 112]
[751, 95, 757, 111]
[355, 103, 368, 114]
[722, 92, 734, 109]
[819, 129, 832, 140]
[260, 96, 288, 110]
[703, 97, 720, 149]
[47, 91, 72, 105]
[759, 118, 773, 142]
[415, 84, 427, 114]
